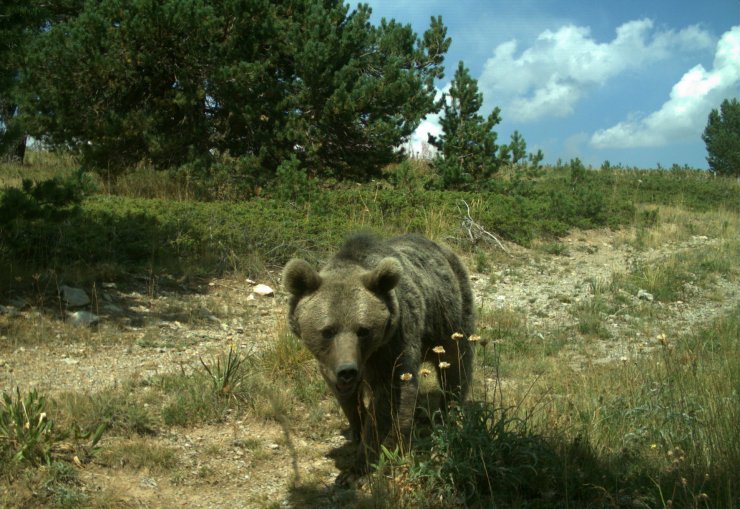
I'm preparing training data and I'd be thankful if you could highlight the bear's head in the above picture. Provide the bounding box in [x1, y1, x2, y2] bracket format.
[282, 257, 401, 395]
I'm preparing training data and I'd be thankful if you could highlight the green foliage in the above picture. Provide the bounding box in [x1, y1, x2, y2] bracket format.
[20, 0, 220, 172]
[272, 156, 315, 204]
[4, 160, 740, 283]
[0, 1, 84, 161]
[199, 347, 253, 402]
[384, 159, 431, 192]
[508, 130, 527, 165]
[0, 170, 89, 223]
[0, 172, 636, 279]
[427, 404, 557, 505]
[528, 148, 544, 169]
[429, 61, 501, 189]
[581, 310, 740, 508]
[160, 347, 256, 426]
[19, 0, 450, 179]
[0, 388, 55, 468]
[702, 98, 740, 177]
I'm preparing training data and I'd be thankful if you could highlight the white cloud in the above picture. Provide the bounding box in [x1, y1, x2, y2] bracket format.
[404, 86, 447, 157]
[479, 19, 713, 122]
[405, 113, 442, 157]
[591, 26, 740, 148]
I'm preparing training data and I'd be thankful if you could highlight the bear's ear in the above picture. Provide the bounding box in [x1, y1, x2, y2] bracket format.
[362, 257, 401, 294]
[283, 259, 322, 298]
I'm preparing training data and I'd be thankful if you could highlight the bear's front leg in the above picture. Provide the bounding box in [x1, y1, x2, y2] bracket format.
[384, 373, 418, 452]
[336, 390, 363, 443]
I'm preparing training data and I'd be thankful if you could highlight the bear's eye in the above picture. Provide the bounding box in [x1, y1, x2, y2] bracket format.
[320, 327, 335, 340]
[357, 327, 370, 339]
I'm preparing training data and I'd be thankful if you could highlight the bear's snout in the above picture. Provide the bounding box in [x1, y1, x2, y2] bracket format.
[335, 363, 359, 394]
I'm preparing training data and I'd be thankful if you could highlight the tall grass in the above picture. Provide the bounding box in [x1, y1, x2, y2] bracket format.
[367, 307, 740, 508]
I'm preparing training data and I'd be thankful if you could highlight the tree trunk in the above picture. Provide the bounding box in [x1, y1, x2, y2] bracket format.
[11, 134, 27, 164]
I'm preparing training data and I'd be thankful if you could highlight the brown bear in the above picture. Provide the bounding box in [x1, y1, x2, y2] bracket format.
[282, 233, 474, 482]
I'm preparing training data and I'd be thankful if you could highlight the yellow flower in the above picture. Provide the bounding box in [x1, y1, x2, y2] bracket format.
[420, 368, 432, 377]
[468, 334, 481, 342]
[432, 346, 446, 354]
[438, 361, 450, 369]
[451, 332, 464, 340]
[657, 333, 668, 346]
[400, 373, 413, 382]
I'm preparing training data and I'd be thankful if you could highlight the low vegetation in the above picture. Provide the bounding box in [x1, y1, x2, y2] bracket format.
[1, 154, 739, 507]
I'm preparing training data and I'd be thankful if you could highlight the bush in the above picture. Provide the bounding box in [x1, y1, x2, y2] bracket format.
[426, 403, 558, 505]
[0, 388, 56, 468]
[703, 98, 740, 177]
[272, 155, 315, 204]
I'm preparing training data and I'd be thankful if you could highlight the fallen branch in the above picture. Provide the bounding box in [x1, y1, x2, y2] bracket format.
[457, 199, 510, 255]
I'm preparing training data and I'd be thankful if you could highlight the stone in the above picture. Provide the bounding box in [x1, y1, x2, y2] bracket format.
[67, 310, 100, 326]
[637, 289, 654, 302]
[253, 284, 274, 297]
[60, 285, 90, 307]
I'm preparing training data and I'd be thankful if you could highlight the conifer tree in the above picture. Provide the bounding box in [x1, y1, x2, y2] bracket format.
[508, 130, 527, 165]
[19, 0, 450, 179]
[428, 61, 501, 189]
[0, 0, 83, 161]
[702, 98, 740, 177]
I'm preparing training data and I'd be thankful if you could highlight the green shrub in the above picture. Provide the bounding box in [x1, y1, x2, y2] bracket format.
[272, 155, 315, 204]
[427, 403, 558, 505]
[0, 388, 56, 468]
[160, 347, 256, 426]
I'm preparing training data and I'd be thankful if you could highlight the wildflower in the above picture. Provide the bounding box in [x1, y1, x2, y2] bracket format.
[650, 443, 657, 449]
[38, 412, 47, 425]
[468, 334, 481, 342]
[438, 361, 450, 369]
[400, 373, 413, 382]
[432, 346, 446, 354]
[451, 332, 464, 340]
[657, 333, 668, 346]
[420, 368, 432, 377]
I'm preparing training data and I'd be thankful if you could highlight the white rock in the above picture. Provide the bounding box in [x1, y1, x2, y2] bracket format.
[60, 285, 90, 307]
[253, 284, 274, 297]
[637, 289, 654, 302]
[67, 311, 100, 326]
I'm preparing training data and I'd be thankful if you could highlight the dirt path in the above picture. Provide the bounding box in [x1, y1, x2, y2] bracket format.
[1, 227, 737, 508]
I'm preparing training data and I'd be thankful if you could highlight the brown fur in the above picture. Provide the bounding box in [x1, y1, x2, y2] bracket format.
[283, 233, 474, 479]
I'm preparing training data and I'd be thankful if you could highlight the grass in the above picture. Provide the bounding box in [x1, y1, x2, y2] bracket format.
[2, 154, 740, 507]
[614, 237, 739, 303]
[361, 305, 740, 508]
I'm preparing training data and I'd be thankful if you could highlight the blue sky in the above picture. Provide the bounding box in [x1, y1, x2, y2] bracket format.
[365, 0, 740, 169]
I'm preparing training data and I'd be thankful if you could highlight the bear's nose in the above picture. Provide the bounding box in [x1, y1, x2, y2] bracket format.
[336, 364, 358, 384]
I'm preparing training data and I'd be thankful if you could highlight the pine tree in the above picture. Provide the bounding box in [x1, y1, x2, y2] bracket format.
[0, 1, 83, 161]
[428, 61, 501, 189]
[19, 0, 450, 179]
[508, 130, 527, 165]
[702, 98, 740, 177]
